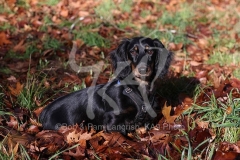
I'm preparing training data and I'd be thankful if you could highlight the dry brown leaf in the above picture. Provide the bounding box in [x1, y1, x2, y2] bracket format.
[63, 145, 85, 158]
[8, 82, 23, 96]
[230, 78, 240, 88]
[162, 102, 171, 120]
[78, 11, 90, 17]
[190, 60, 202, 67]
[149, 130, 168, 143]
[75, 39, 85, 48]
[33, 107, 45, 119]
[31, 130, 66, 155]
[171, 64, 183, 73]
[197, 38, 209, 49]
[168, 42, 183, 51]
[60, 8, 69, 17]
[162, 102, 178, 123]
[6, 116, 18, 129]
[0, 32, 11, 46]
[195, 118, 209, 129]
[85, 75, 93, 87]
[6, 0, 16, 8]
[66, 131, 81, 143]
[7, 76, 17, 82]
[13, 39, 26, 52]
[59, 124, 94, 145]
[27, 125, 40, 134]
[0, 15, 8, 22]
[226, 106, 232, 115]
[7, 61, 30, 73]
[208, 70, 220, 88]
[30, 118, 42, 127]
[213, 142, 240, 160]
[13, 142, 19, 155]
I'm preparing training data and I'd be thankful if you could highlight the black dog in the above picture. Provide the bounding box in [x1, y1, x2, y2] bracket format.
[40, 37, 172, 135]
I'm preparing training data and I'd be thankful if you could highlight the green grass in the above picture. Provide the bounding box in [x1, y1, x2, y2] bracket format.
[180, 87, 240, 158]
[160, 3, 195, 31]
[38, 59, 50, 69]
[95, 0, 116, 21]
[140, 25, 191, 45]
[0, 2, 13, 14]
[40, 15, 53, 32]
[0, 85, 5, 109]
[135, 2, 194, 45]
[0, 136, 31, 160]
[43, 37, 62, 51]
[140, 10, 151, 18]
[0, 67, 12, 75]
[77, 31, 110, 47]
[17, 73, 49, 110]
[233, 69, 240, 79]
[39, 0, 60, 6]
[71, 81, 86, 92]
[118, 0, 133, 13]
[6, 45, 38, 60]
[207, 50, 240, 79]
[184, 88, 240, 143]
[207, 51, 240, 66]
[117, 20, 135, 30]
[212, 29, 236, 48]
[0, 22, 15, 32]
[73, 24, 110, 47]
[60, 20, 74, 28]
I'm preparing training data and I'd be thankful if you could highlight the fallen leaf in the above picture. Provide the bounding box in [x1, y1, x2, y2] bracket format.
[190, 60, 202, 67]
[0, 32, 11, 46]
[6, 116, 18, 129]
[0, 15, 8, 22]
[226, 106, 232, 115]
[13, 142, 19, 155]
[27, 125, 40, 134]
[189, 127, 211, 149]
[6, 0, 16, 8]
[13, 39, 26, 52]
[8, 82, 23, 96]
[195, 118, 209, 129]
[60, 8, 69, 17]
[85, 75, 92, 87]
[197, 38, 209, 49]
[30, 130, 66, 155]
[78, 11, 90, 17]
[63, 145, 86, 158]
[7, 76, 17, 82]
[168, 42, 183, 51]
[213, 142, 240, 160]
[66, 131, 81, 144]
[162, 102, 178, 123]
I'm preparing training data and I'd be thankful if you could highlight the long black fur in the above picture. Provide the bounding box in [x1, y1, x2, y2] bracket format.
[40, 37, 172, 135]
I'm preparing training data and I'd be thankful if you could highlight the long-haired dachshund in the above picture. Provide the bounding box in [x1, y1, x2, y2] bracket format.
[40, 37, 172, 135]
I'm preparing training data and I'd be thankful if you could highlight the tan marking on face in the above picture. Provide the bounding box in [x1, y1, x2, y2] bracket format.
[131, 63, 136, 71]
[134, 46, 138, 51]
[145, 46, 149, 50]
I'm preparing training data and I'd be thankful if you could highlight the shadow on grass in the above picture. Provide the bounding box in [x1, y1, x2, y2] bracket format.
[156, 76, 200, 108]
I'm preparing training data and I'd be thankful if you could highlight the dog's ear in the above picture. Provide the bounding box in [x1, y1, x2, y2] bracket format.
[110, 39, 131, 79]
[153, 38, 172, 79]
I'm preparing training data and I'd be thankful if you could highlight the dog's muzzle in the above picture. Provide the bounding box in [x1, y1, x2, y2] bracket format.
[138, 66, 148, 75]
[137, 63, 149, 75]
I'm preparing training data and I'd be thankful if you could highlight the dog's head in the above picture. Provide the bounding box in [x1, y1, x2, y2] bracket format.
[110, 37, 172, 87]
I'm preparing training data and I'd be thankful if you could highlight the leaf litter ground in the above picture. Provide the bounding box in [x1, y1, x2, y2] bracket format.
[0, 0, 240, 159]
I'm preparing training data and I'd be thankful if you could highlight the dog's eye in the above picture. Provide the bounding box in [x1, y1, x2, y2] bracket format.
[147, 50, 153, 55]
[130, 50, 137, 55]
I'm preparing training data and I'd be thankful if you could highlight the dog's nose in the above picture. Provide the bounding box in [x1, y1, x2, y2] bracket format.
[138, 66, 148, 74]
